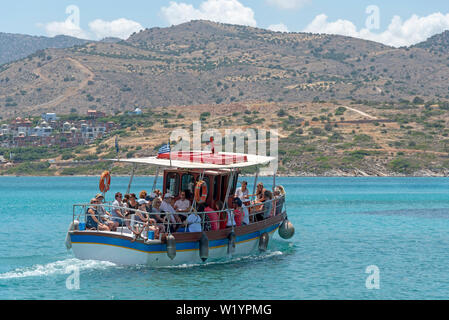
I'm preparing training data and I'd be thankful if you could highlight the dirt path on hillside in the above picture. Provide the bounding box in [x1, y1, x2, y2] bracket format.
[342, 147, 448, 157]
[344, 106, 378, 119]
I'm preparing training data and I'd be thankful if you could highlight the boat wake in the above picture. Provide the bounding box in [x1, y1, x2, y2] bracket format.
[161, 250, 285, 269]
[0, 258, 117, 280]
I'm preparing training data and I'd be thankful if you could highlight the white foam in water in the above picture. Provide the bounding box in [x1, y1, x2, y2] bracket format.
[0, 258, 116, 280]
[163, 250, 284, 269]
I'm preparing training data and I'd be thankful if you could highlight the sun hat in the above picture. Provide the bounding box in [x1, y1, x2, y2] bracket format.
[137, 199, 149, 205]
[164, 193, 174, 199]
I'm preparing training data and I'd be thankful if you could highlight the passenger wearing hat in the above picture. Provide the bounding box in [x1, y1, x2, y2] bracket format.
[95, 193, 118, 231]
[86, 198, 115, 231]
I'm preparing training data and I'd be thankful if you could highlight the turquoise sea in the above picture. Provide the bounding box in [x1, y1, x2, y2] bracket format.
[1, 176, 449, 300]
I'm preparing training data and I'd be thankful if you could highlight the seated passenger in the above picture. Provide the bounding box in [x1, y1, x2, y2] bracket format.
[205, 203, 220, 231]
[232, 198, 243, 227]
[174, 191, 191, 213]
[235, 181, 249, 203]
[196, 204, 211, 231]
[154, 189, 163, 199]
[262, 190, 274, 219]
[179, 206, 203, 233]
[161, 193, 182, 232]
[86, 198, 114, 231]
[111, 192, 126, 227]
[95, 193, 118, 231]
[255, 183, 266, 201]
[226, 207, 236, 228]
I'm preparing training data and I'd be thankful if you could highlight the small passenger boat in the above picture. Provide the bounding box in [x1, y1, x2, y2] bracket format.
[66, 150, 295, 266]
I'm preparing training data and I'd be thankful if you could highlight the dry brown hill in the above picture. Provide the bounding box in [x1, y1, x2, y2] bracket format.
[1, 20, 449, 119]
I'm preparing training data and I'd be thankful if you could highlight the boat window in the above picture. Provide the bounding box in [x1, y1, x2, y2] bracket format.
[181, 174, 195, 199]
[230, 172, 239, 195]
[220, 175, 228, 201]
[213, 176, 218, 200]
[166, 173, 180, 197]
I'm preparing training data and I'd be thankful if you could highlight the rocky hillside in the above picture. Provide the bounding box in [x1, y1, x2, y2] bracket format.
[0, 20, 449, 119]
[0, 33, 89, 66]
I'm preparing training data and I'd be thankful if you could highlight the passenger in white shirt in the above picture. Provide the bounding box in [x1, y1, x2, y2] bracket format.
[161, 193, 181, 231]
[234, 181, 249, 202]
[174, 191, 191, 213]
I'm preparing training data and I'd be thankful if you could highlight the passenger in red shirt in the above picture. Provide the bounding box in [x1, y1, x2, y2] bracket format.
[233, 198, 243, 227]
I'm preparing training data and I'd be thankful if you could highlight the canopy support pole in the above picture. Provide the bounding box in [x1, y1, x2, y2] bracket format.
[126, 163, 137, 195]
[252, 166, 260, 201]
[222, 168, 236, 210]
[152, 167, 160, 192]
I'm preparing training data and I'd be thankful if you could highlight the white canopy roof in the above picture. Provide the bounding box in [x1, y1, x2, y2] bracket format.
[110, 152, 275, 169]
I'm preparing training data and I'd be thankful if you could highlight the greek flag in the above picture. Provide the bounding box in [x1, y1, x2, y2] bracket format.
[158, 144, 171, 155]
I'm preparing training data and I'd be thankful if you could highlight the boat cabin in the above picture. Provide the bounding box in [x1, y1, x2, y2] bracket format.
[163, 168, 239, 209]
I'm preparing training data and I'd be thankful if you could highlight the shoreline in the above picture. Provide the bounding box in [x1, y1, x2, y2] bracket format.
[1, 172, 448, 178]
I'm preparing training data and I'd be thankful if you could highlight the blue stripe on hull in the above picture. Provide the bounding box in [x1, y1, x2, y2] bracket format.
[71, 223, 280, 253]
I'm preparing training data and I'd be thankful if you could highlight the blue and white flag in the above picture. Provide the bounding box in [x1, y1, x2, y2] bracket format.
[158, 144, 171, 155]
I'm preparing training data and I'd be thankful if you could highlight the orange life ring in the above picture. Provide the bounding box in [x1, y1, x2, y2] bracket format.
[194, 180, 208, 203]
[99, 171, 111, 193]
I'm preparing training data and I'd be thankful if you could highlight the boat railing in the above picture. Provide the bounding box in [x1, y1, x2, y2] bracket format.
[72, 195, 286, 238]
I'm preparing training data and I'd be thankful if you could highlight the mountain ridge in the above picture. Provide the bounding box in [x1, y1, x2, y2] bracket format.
[0, 20, 448, 118]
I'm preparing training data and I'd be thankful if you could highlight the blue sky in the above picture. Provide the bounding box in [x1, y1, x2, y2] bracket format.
[1, 0, 448, 46]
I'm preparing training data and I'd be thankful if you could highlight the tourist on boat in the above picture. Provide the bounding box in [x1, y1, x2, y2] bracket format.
[135, 199, 151, 223]
[178, 204, 203, 233]
[235, 181, 249, 202]
[111, 192, 126, 227]
[241, 200, 250, 226]
[255, 183, 266, 201]
[197, 204, 211, 231]
[153, 189, 163, 199]
[274, 186, 285, 216]
[149, 197, 166, 233]
[232, 198, 243, 226]
[161, 193, 182, 232]
[126, 194, 139, 213]
[146, 192, 157, 202]
[174, 191, 191, 213]
[262, 190, 274, 219]
[123, 194, 130, 208]
[86, 198, 114, 231]
[205, 203, 220, 231]
[226, 206, 237, 228]
[95, 194, 118, 231]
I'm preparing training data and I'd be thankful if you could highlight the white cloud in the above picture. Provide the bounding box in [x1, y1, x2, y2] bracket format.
[42, 18, 143, 40]
[268, 23, 289, 33]
[266, 0, 309, 10]
[304, 12, 449, 47]
[43, 20, 88, 39]
[161, 0, 257, 27]
[89, 19, 143, 40]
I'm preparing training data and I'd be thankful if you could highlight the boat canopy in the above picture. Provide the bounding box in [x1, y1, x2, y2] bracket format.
[111, 152, 275, 169]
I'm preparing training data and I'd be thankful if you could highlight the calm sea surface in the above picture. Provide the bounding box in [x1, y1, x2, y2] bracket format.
[1, 176, 449, 300]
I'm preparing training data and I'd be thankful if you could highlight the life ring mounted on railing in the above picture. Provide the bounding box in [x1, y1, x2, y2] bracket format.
[194, 180, 208, 204]
[99, 171, 111, 193]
